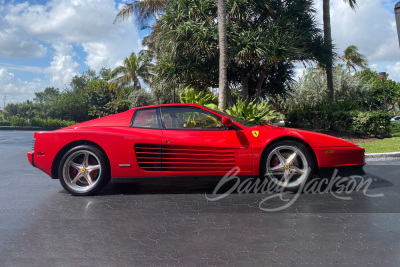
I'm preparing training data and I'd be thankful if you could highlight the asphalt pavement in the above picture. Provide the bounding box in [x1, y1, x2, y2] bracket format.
[0, 130, 399, 266]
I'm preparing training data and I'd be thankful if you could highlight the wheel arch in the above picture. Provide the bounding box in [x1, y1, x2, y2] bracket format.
[259, 136, 319, 176]
[51, 140, 111, 179]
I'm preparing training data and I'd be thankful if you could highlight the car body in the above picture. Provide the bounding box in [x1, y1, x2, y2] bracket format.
[27, 104, 365, 195]
[390, 116, 400, 122]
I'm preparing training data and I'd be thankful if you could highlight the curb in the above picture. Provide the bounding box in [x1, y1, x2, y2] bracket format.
[365, 152, 400, 161]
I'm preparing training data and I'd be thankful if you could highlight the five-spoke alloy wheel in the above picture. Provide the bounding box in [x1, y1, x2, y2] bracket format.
[262, 140, 314, 191]
[59, 145, 110, 196]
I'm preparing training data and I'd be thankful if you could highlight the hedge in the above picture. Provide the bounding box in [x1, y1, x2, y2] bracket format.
[30, 117, 76, 128]
[7, 117, 76, 128]
[286, 110, 392, 137]
[0, 121, 11, 126]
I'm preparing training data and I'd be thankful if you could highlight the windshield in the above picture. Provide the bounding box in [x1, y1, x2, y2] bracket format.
[208, 108, 259, 127]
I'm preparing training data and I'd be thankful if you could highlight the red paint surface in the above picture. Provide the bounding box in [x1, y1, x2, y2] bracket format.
[28, 104, 365, 179]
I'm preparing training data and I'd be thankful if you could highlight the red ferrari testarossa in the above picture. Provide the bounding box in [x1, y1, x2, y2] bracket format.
[27, 104, 365, 195]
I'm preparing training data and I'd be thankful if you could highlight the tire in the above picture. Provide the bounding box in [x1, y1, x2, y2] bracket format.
[58, 145, 110, 196]
[261, 140, 315, 192]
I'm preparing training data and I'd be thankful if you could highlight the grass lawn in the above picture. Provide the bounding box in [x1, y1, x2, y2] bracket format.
[357, 126, 400, 154]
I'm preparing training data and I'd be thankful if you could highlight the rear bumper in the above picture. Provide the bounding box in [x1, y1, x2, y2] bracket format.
[319, 165, 365, 178]
[27, 151, 34, 167]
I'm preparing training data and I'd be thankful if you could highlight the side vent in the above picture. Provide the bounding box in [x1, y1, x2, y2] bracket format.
[134, 144, 162, 171]
[135, 144, 236, 172]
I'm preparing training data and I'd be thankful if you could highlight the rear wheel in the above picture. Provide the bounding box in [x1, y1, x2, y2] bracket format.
[58, 145, 110, 196]
[261, 140, 315, 191]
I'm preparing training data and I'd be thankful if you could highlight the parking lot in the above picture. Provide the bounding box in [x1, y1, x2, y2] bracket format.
[0, 130, 399, 266]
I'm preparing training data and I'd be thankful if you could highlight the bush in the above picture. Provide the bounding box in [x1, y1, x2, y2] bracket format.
[0, 121, 11, 126]
[351, 112, 392, 137]
[31, 117, 76, 128]
[286, 107, 391, 137]
[128, 89, 156, 108]
[10, 117, 28, 126]
[180, 87, 218, 110]
[392, 122, 400, 134]
[226, 98, 281, 124]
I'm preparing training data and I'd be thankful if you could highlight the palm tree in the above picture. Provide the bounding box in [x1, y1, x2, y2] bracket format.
[323, 0, 357, 101]
[114, 0, 167, 26]
[109, 52, 150, 93]
[117, 0, 229, 109]
[340, 45, 367, 71]
[217, 0, 228, 111]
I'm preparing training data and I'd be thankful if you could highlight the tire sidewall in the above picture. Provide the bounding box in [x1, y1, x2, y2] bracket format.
[58, 145, 110, 196]
[261, 140, 315, 192]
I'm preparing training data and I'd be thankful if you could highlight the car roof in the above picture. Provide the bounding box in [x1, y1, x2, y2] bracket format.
[133, 103, 204, 110]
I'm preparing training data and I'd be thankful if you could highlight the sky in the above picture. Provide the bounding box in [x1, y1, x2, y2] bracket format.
[0, 0, 400, 105]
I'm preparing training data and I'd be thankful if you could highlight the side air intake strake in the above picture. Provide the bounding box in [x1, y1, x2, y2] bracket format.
[134, 144, 236, 172]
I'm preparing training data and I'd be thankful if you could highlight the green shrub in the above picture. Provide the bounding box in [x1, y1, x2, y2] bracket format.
[392, 122, 400, 134]
[128, 89, 156, 108]
[0, 121, 11, 126]
[286, 107, 391, 137]
[351, 112, 392, 137]
[226, 98, 280, 124]
[180, 87, 218, 110]
[330, 111, 356, 132]
[10, 117, 28, 126]
[31, 117, 76, 128]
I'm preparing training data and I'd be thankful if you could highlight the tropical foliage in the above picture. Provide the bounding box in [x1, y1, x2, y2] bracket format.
[179, 87, 218, 110]
[138, 0, 326, 103]
[322, 0, 358, 101]
[285, 66, 372, 111]
[340, 45, 368, 71]
[226, 98, 280, 124]
[109, 52, 153, 93]
[2, 69, 132, 124]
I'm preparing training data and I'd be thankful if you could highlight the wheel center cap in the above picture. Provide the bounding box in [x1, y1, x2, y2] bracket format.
[81, 168, 86, 173]
[284, 164, 290, 170]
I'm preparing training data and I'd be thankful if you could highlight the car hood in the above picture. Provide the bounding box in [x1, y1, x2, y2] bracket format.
[251, 124, 359, 148]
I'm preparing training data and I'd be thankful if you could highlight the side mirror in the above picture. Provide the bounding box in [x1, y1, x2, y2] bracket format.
[222, 116, 234, 127]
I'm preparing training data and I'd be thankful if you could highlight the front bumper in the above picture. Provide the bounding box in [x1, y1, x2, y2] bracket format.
[314, 146, 365, 168]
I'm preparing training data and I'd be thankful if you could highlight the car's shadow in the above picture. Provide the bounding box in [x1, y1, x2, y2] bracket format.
[97, 172, 393, 196]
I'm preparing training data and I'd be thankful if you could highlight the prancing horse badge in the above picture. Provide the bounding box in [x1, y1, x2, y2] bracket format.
[252, 131, 259, 138]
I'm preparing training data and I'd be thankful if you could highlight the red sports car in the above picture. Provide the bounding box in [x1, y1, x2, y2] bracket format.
[27, 104, 365, 195]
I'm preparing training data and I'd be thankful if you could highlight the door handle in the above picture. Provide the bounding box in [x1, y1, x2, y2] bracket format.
[166, 140, 170, 143]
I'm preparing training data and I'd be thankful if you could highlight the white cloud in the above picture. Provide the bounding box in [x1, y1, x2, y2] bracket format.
[0, 62, 46, 74]
[82, 30, 142, 71]
[0, 0, 142, 91]
[314, 0, 400, 65]
[47, 43, 79, 88]
[2, 0, 141, 68]
[386, 61, 400, 81]
[0, 31, 47, 58]
[0, 68, 43, 103]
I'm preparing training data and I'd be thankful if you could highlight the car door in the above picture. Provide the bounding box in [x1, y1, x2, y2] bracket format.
[160, 106, 253, 177]
[125, 107, 163, 177]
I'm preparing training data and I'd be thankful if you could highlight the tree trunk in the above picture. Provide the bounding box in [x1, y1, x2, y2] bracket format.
[255, 68, 269, 102]
[323, 0, 334, 102]
[217, 0, 228, 111]
[241, 76, 249, 101]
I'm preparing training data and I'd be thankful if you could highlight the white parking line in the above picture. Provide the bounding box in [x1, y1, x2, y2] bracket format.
[0, 137, 23, 143]
[0, 139, 14, 142]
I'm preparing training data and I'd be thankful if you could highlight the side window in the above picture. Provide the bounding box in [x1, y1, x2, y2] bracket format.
[131, 108, 160, 129]
[161, 107, 224, 130]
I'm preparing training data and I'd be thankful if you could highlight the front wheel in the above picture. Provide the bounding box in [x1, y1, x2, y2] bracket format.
[58, 145, 110, 196]
[261, 140, 315, 191]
